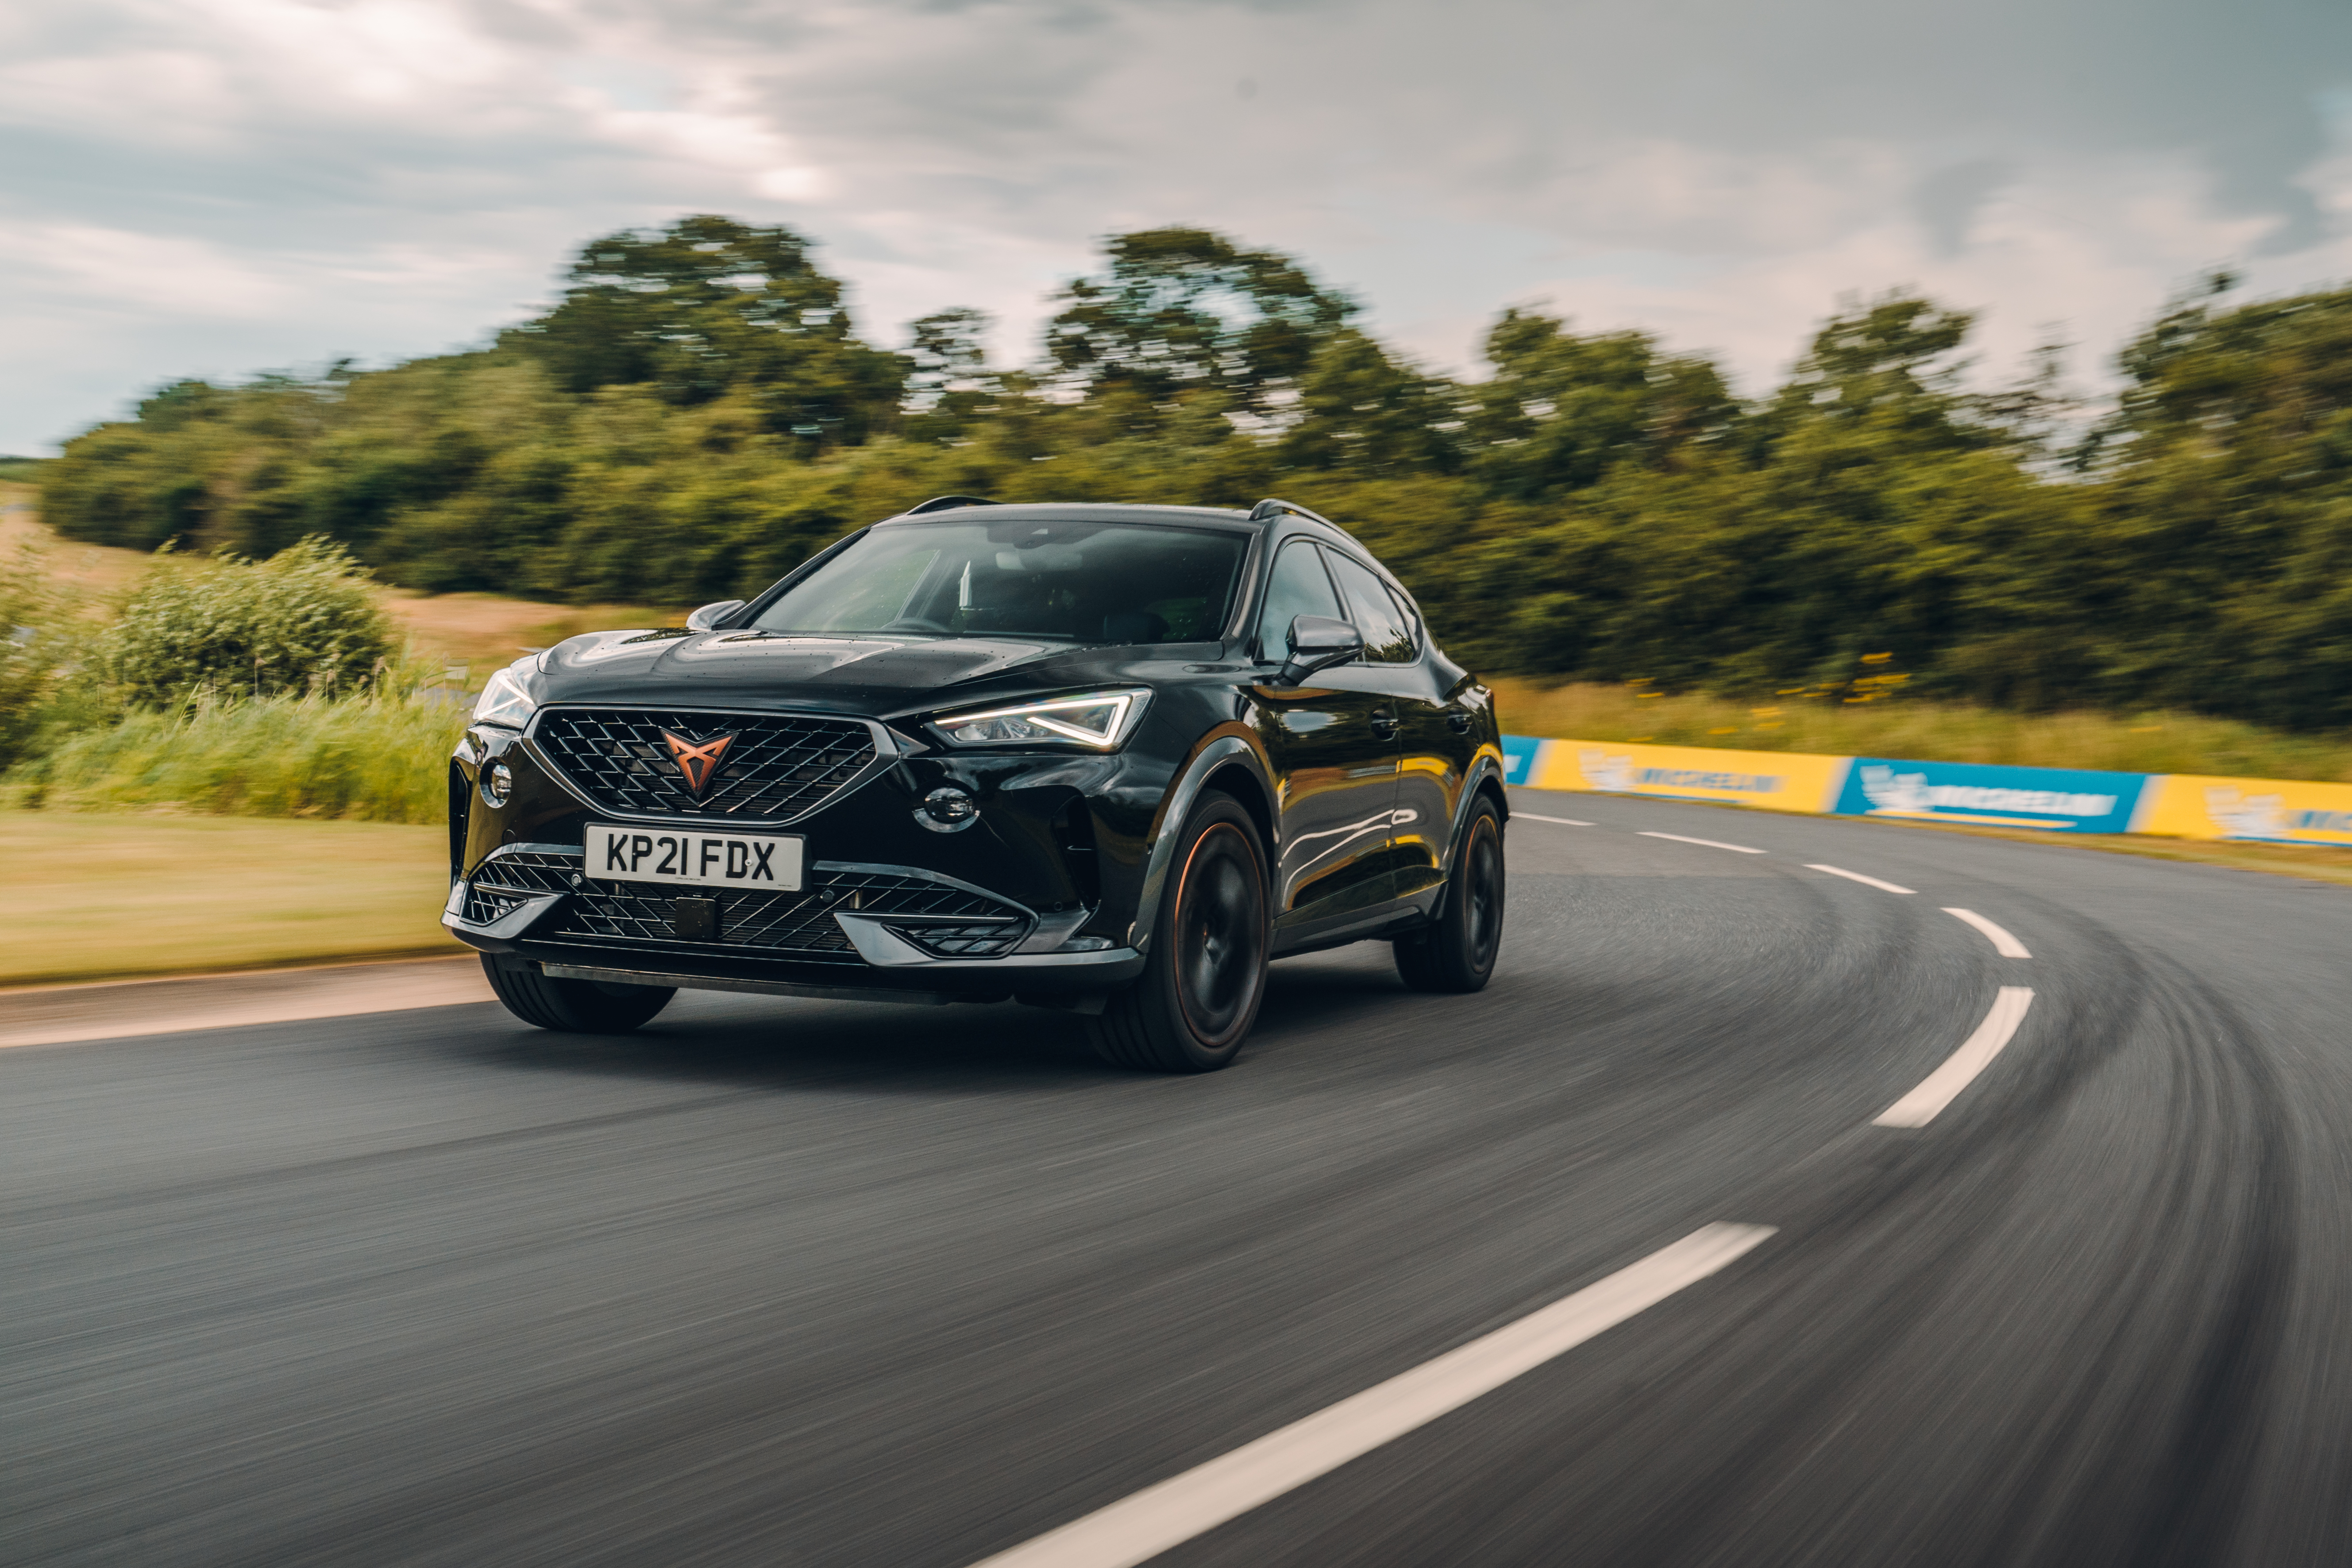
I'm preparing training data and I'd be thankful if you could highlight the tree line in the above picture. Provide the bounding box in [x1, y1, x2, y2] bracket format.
[39, 216, 2352, 730]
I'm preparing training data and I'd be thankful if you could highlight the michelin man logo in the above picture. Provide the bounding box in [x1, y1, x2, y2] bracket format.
[1858, 766, 1930, 812]
[1579, 749, 1638, 792]
[2204, 787, 2288, 840]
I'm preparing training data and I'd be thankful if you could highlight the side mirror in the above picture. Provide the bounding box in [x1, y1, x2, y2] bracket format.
[686, 600, 746, 632]
[1274, 615, 1363, 687]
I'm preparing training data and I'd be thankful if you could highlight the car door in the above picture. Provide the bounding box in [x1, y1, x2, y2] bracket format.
[1320, 550, 1465, 906]
[1246, 538, 1402, 928]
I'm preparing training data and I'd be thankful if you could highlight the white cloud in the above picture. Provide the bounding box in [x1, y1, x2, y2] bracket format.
[0, 0, 2346, 451]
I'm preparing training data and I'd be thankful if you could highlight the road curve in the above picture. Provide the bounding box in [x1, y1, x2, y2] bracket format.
[6, 789, 2351, 1567]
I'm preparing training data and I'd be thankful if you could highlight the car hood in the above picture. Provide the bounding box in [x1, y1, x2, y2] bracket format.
[528, 627, 1204, 718]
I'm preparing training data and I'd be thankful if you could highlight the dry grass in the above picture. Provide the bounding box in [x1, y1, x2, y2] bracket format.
[4, 490, 683, 673]
[1, 482, 147, 601]
[382, 590, 686, 675]
[0, 810, 460, 986]
[1488, 677, 2352, 784]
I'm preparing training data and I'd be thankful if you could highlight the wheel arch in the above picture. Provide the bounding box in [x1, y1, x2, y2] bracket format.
[1441, 749, 1511, 875]
[1128, 733, 1276, 956]
[1201, 761, 1276, 868]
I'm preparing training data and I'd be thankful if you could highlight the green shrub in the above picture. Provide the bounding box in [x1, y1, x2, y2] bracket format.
[105, 536, 397, 705]
[0, 540, 77, 768]
[13, 693, 464, 822]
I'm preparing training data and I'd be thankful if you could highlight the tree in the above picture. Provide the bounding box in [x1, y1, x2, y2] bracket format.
[1044, 227, 1356, 416]
[1763, 293, 1979, 454]
[1469, 310, 1736, 499]
[503, 215, 906, 447]
[1276, 329, 1462, 478]
[901, 307, 1004, 444]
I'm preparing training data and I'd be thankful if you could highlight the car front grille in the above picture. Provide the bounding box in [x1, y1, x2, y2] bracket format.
[532, 708, 878, 822]
[466, 848, 1031, 962]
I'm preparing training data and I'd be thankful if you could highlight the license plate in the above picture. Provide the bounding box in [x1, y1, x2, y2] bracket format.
[586, 824, 804, 891]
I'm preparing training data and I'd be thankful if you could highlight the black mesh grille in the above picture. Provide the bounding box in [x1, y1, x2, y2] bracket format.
[464, 845, 1030, 959]
[532, 708, 877, 822]
[565, 863, 1025, 960]
[894, 922, 1026, 957]
[464, 849, 577, 923]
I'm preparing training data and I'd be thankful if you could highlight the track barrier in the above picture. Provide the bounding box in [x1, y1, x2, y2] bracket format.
[1502, 736, 2352, 847]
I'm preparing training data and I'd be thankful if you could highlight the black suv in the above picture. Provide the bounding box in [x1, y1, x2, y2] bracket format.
[445, 497, 1507, 1071]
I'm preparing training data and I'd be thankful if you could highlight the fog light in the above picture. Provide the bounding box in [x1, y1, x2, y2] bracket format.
[918, 786, 978, 832]
[481, 760, 514, 807]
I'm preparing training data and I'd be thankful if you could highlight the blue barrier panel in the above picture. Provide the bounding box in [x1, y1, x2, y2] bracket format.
[1500, 734, 1547, 786]
[1833, 758, 2151, 834]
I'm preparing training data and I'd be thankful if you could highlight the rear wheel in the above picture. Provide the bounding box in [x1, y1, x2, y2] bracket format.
[1089, 792, 1269, 1072]
[1395, 794, 1504, 993]
[480, 955, 675, 1033]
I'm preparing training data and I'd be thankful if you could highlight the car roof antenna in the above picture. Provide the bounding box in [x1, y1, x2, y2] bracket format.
[903, 495, 999, 516]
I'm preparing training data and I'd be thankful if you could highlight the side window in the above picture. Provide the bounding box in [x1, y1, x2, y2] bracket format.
[1255, 540, 1345, 659]
[1384, 582, 1423, 650]
[1327, 553, 1417, 663]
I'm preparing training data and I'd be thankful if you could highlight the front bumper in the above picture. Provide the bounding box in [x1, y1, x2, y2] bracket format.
[442, 844, 1142, 1006]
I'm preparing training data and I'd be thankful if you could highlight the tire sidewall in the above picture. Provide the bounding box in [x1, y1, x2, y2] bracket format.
[1145, 794, 1270, 1068]
[1456, 800, 1504, 981]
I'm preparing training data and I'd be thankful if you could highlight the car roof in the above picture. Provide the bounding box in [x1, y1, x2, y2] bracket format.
[876, 501, 1263, 536]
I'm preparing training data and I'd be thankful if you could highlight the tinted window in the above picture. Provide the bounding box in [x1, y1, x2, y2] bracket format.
[1255, 540, 1346, 659]
[752, 519, 1248, 643]
[1326, 552, 1417, 663]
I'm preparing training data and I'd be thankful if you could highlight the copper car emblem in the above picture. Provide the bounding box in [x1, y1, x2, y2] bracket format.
[660, 730, 736, 798]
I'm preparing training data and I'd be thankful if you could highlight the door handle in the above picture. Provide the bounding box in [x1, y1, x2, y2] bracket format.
[1369, 709, 1401, 737]
[1446, 710, 1473, 733]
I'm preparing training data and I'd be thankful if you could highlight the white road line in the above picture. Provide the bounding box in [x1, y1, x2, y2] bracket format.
[1639, 831, 1766, 855]
[1874, 987, 2036, 1128]
[1515, 812, 1595, 827]
[969, 1222, 1778, 1568]
[1942, 908, 2031, 958]
[1805, 864, 1916, 895]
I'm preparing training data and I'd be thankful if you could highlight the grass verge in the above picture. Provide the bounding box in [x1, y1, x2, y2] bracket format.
[1488, 677, 2352, 784]
[12, 695, 467, 822]
[1858, 814, 2352, 889]
[0, 811, 461, 986]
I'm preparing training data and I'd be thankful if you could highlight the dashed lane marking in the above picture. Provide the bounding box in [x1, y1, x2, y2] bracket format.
[968, 1223, 1779, 1568]
[1942, 908, 2031, 959]
[1806, 864, 1916, 895]
[1874, 987, 2036, 1128]
[1515, 813, 1595, 827]
[1639, 831, 1766, 855]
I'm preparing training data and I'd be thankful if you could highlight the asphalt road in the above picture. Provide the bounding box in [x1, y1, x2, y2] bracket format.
[8, 788, 2352, 1567]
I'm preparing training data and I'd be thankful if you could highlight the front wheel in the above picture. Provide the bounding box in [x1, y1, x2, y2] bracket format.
[1088, 791, 1269, 1072]
[1395, 794, 1505, 993]
[481, 955, 675, 1033]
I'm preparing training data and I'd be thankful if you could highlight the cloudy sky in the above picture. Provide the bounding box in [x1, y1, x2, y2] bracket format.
[5, 0, 2349, 453]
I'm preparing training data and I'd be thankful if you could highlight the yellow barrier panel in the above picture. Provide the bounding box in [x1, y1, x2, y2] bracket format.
[1530, 739, 1848, 814]
[2132, 774, 2352, 845]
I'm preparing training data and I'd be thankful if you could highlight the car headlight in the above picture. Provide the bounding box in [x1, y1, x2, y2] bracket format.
[472, 664, 537, 729]
[933, 691, 1147, 750]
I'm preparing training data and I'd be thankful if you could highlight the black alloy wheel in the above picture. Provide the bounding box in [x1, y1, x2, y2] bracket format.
[481, 955, 676, 1033]
[1395, 794, 1505, 993]
[1090, 791, 1270, 1071]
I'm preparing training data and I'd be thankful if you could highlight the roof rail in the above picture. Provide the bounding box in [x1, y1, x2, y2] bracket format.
[1247, 497, 1333, 526]
[903, 494, 998, 516]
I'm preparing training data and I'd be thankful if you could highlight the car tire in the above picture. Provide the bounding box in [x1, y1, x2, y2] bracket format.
[480, 955, 675, 1033]
[1089, 791, 1269, 1072]
[1395, 794, 1504, 993]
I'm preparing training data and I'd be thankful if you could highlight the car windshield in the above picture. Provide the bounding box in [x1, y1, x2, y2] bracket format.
[749, 518, 1249, 644]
